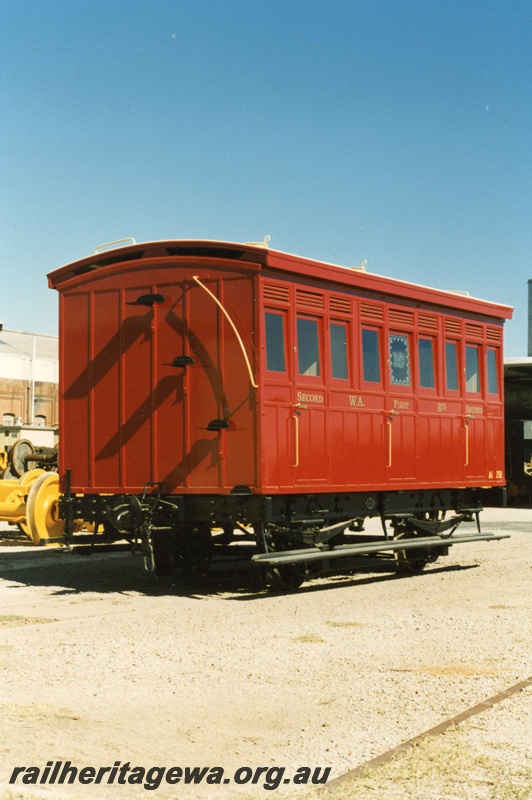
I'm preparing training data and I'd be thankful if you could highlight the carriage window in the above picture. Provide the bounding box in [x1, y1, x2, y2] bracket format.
[389, 334, 411, 386]
[466, 345, 481, 393]
[418, 338, 435, 388]
[330, 323, 348, 379]
[487, 348, 499, 394]
[445, 341, 459, 391]
[362, 328, 381, 382]
[297, 317, 321, 376]
[265, 312, 286, 372]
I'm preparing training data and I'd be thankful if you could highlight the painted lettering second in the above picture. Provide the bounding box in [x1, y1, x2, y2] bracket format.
[297, 392, 324, 404]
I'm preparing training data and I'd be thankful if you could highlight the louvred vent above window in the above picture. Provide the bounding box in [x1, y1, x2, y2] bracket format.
[445, 318, 462, 335]
[486, 326, 502, 342]
[296, 289, 325, 309]
[465, 322, 484, 338]
[360, 302, 384, 322]
[263, 283, 290, 303]
[418, 313, 438, 330]
[388, 308, 415, 326]
[329, 296, 351, 314]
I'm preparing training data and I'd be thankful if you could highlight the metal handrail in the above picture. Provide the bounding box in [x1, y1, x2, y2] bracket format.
[192, 276, 258, 389]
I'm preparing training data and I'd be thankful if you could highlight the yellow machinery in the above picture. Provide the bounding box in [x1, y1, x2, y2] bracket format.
[0, 467, 65, 545]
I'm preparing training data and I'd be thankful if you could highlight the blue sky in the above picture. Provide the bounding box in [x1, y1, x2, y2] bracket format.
[1, 0, 530, 355]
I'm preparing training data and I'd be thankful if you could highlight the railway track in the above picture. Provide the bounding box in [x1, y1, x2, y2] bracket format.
[324, 675, 532, 790]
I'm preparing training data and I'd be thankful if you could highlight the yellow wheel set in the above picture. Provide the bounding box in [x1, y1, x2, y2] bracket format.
[0, 469, 65, 545]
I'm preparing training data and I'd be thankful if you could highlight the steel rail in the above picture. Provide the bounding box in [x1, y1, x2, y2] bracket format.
[323, 675, 532, 790]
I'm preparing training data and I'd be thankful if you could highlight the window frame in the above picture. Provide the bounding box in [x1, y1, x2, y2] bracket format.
[295, 314, 323, 382]
[329, 320, 350, 383]
[361, 326, 383, 386]
[388, 331, 413, 391]
[264, 309, 288, 375]
[444, 339, 460, 395]
[486, 346, 500, 397]
[465, 343, 482, 395]
[417, 335, 437, 394]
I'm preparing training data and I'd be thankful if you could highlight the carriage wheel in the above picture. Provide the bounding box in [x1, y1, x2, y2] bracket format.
[265, 564, 307, 592]
[393, 512, 444, 575]
[394, 531, 430, 575]
[26, 472, 65, 545]
[16, 469, 46, 537]
[8, 439, 35, 477]
[256, 522, 308, 591]
[162, 525, 213, 580]
[393, 518, 430, 575]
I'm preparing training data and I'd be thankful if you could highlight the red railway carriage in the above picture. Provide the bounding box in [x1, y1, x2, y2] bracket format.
[48, 239, 512, 587]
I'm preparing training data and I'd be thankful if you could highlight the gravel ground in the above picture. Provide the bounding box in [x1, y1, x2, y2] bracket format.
[0, 508, 530, 800]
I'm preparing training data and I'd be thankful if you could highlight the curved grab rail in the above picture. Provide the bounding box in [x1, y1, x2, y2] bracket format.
[94, 238, 137, 253]
[192, 276, 259, 389]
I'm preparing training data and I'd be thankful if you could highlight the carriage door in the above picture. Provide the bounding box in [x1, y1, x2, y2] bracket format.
[155, 272, 256, 493]
[184, 274, 257, 491]
[293, 304, 327, 485]
[463, 339, 487, 480]
[154, 271, 231, 492]
[386, 324, 417, 481]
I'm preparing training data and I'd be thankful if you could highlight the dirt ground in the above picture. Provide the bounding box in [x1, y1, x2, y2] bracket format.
[0, 508, 530, 800]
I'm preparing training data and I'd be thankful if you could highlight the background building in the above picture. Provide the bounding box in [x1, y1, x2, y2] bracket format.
[504, 356, 532, 504]
[0, 326, 58, 450]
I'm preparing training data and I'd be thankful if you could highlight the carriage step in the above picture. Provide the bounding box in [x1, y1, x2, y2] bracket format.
[252, 532, 509, 566]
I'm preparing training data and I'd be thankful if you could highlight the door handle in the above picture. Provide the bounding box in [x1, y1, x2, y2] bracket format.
[293, 413, 300, 467]
[386, 420, 393, 467]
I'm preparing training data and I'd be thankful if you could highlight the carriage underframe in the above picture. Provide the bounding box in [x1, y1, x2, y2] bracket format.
[56, 482, 508, 589]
